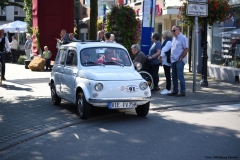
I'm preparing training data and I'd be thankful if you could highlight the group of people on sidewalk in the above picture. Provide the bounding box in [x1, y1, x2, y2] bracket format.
[1, 25, 188, 96]
[131, 25, 189, 97]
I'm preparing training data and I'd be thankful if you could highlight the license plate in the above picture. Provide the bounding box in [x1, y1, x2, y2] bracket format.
[108, 102, 137, 109]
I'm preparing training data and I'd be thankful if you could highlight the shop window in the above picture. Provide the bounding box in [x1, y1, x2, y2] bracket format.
[211, 7, 240, 68]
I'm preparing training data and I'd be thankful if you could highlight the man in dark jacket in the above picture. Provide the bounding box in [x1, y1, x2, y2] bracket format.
[0, 28, 11, 81]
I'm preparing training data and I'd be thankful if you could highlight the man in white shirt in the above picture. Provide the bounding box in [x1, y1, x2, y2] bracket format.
[167, 25, 188, 97]
[10, 36, 18, 63]
[0, 28, 11, 81]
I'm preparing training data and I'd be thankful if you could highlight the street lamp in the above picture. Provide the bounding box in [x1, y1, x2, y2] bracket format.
[200, 17, 208, 87]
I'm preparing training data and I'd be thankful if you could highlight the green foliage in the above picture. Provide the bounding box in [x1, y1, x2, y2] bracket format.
[23, 0, 32, 34]
[18, 55, 28, 65]
[97, 18, 103, 31]
[0, 0, 23, 9]
[178, 0, 231, 27]
[32, 27, 41, 54]
[105, 5, 141, 52]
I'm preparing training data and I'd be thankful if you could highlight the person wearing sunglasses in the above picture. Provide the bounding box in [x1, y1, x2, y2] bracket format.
[167, 25, 188, 97]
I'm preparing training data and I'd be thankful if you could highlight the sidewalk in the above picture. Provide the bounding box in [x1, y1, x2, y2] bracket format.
[0, 63, 240, 152]
[153, 66, 240, 109]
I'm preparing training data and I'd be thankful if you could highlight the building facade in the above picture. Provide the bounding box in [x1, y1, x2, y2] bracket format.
[208, 0, 240, 82]
[0, 0, 26, 45]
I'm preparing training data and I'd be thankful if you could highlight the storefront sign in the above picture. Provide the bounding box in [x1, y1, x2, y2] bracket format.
[187, 3, 208, 17]
[155, 4, 161, 16]
[141, 0, 156, 55]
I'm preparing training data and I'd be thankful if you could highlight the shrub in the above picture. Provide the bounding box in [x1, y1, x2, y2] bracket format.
[18, 55, 28, 65]
[105, 5, 141, 53]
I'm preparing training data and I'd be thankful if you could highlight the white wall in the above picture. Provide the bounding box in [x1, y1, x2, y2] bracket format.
[229, 0, 240, 5]
[6, 6, 14, 21]
[164, 0, 183, 8]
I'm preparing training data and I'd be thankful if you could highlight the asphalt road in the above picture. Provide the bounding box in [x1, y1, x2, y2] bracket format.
[1, 63, 240, 160]
[1, 103, 240, 160]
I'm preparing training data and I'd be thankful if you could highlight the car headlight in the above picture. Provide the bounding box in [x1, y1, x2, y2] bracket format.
[136, 62, 142, 71]
[139, 82, 148, 90]
[95, 83, 103, 91]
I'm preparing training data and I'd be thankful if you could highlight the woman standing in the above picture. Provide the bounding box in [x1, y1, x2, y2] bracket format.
[158, 30, 172, 94]
[24, 33, 32, 60]
[148, 32, 161, 91]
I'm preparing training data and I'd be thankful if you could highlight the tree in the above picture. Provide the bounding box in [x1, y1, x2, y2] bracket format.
[23, 0, 32, 34]
[0, 0, 23, 9]
[89, 0, 98, 40]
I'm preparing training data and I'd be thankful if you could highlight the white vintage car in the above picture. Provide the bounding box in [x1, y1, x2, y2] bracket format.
[49, 41, 151, 119]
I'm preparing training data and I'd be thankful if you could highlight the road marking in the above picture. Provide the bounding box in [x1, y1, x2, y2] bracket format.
[209, 103, 240, 111]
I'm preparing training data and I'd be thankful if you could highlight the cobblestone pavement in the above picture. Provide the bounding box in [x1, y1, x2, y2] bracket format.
[0, 63, 240, 152]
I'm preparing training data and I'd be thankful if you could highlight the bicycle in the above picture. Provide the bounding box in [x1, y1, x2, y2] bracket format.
[135, 63, 154, 90]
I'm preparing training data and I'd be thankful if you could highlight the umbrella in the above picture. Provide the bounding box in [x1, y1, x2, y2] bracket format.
[0, 20, 27, 33]
[0, 20, 27, 45]
[214, 28, 240, 37]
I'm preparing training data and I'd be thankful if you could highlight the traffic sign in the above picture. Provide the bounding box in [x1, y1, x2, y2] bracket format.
[188, 0, 207, 3]
[187, 3, 208, 17]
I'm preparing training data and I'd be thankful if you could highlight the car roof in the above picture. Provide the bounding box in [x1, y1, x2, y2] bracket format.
[60, 42, 127, 51]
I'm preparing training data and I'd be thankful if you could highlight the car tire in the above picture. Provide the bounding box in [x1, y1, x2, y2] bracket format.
[135, 102, 149, 117]
[77, 92, 91, 119]
[0, 62, 2, 87]
[51, 83, 61, 105]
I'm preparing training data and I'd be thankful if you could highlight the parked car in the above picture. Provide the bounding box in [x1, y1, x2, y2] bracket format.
[49, 41, 151, 119]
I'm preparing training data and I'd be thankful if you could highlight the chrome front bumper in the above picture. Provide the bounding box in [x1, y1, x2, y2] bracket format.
[89, 97, 151, 103]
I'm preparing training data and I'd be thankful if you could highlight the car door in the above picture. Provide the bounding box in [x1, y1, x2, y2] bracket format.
[52, 48, 67, 97]
[60, 48, 78, 101]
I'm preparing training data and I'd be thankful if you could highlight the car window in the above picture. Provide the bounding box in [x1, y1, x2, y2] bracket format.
[80, 47, 131, 66]
[66, 50, 77, 67]
[55, 49, 66, 65]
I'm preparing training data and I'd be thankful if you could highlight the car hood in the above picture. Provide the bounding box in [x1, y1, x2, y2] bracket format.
[78, 67, 143, 81]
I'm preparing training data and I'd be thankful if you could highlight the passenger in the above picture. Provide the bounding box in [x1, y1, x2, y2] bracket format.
[81, 52, 91, 63]
[96, 49, 120, 63]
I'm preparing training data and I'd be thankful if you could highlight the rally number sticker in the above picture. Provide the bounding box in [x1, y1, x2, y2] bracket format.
[125, 85, 139, 92]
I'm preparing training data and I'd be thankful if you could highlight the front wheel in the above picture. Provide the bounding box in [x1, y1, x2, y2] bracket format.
[0, 62, 2, 87]
[139, 71, 154, 89]
[76, 92, 91, 119]
[135, 102, 150, 117]
[50, 83, 61, 105]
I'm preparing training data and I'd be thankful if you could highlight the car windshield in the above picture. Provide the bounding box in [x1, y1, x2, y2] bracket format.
[80, 47, 132, 66]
